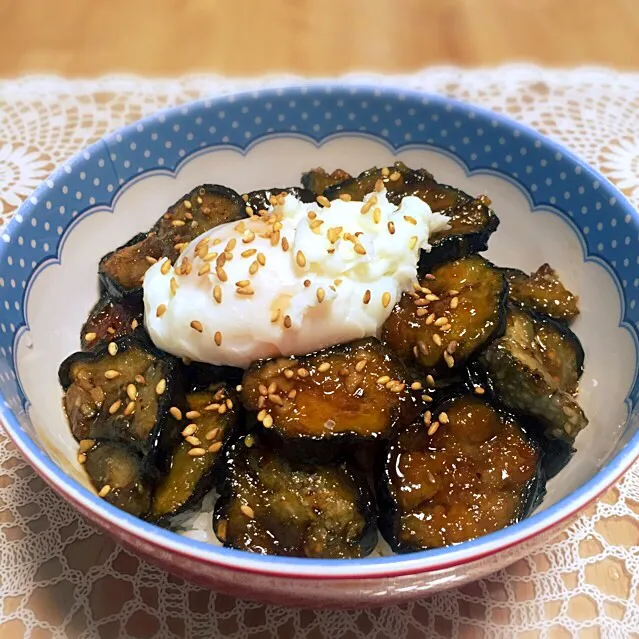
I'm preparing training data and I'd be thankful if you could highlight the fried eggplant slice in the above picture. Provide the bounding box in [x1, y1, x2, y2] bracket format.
[301, 167, 352, 195]
[243, 187, 316, 214]
[181, 361, 243, 393]
[324, 162, 499, 267]
[83, 440, 152, 517]
[478, 308, 587, 442]
[151, 384, 239, 520]
[241, 338, 417, 456]
[378, 393, 542, 552]
[214, 438, 377, 558]
[502, 264, 579, 323]
[80, 294, 144, 350]
[59, 334, 182, 472]
[99, 184, 247, 298]
[382, 256, 507, 375]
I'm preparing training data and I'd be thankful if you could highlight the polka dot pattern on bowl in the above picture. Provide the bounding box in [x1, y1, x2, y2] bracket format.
[1, 86, 639, 409]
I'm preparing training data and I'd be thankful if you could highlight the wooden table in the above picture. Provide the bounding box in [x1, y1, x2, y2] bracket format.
[0, 1, 637, 637]
[2, 0, 639, 76]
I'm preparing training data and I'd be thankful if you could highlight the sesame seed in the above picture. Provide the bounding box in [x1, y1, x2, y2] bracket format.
[169, 406, 182, 420]
[241, 504, 255, 519]
[387, 220, 396, 237]
[283, 368, 295, 379]
[439, 412, 449, 424]
[124, 401, 135, 416]
[474, 386, 486, 395]
[296, 251, 307, 268]
[374, 178, 384, 192]
[107, 342, 118, 357]
[156, 304, 167, 318]
[389, 171, 401, 181]
[79, 439, 95, 453]
[241, 248, 257, 258]
[269, 393, 284, 406]
[434, 317, 448, 327]
[242, 229, 256, 244]
[270, 231, 281, 246]
[381, 166, 390, 177]
[188, 448, 206, 457]
[236, 287, 255, 297]
[198, 264, 211, 276]
[427, 421, 440, 436]
[208, 441, 223, 453]
[316, 288, 325, 303]
[236, 279, 250, 288]
[262, 414, 274, 428]
[281, 237, 290, 252]
[403, 215, 417, 225]
[156, 379, 167, 395]
[297, 367, 309, 377]
[411, 381, 422, 390]
[216, 266, 228, 282]
[214, 331, 223, 346]
[190, 320, 204, 333]
[213, 285, 222, 304]
[256, 252, 266, 266]
[426, 374, 435, 386]
[450, 296, 459, 310]
[447, 341, 458, 354]
[382, 292, 392, 308]
[363, 289, 371, 304]
[316, 195, 331, 208]
[414, 299, 429, 307]
[423, 411, 432, 425]
[98, 484, 112, 498]
[354, 243, 367, 255]
[108, 400, 122, 414]
[443, 352, 455, 368]
[203, 251, 218, 263]
[270, 309, 281, 323]
[425, 294, 439, 302]
[205, 427, 220, 441]
[186, 435, 201, 446]
[183, 200, 192, 209]
[355, 359, 367, 372]
[432, 333, 442, 347]
[257, 408, 268, 422]
[327, 226, 343, 244]
[172, 219, 186, 227]
[145, 255, 158, 265]
[174, 242, 188, 253]
[283, 315, 292, 328]
[373, 207, 382, 224]
[409, 236, 418, 250]
[77, 453, 87, 465]
[104, 369, 120, 380]
[131, 319, 139, 331]
[226, 238, 237, 252]
[376, 375, 391, 385]
[317, 362, 331, 373]
[84, 332, 97, 342]
[426, 313, 436, 325]
[423, 394, 433, 403]
[182, 423, 197, 437]
[226, 398, 233, 410]
[125, 384, 137, 402]
[448, 289, 459, 296]
[216, 519, 228, 541]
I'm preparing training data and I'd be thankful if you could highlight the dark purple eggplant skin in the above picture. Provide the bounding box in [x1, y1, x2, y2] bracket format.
[98, 184, 247, 299]
[213, 434, 378, 558]
[376, 387, 545, 554]
[80, 293, 145, 351]
[181, 361, 243, 393]
[59, 332, 184, 478]
[243, 187, 316, 214]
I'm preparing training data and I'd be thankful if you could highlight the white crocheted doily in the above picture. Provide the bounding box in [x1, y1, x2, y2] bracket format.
[1, 66, 638, 639]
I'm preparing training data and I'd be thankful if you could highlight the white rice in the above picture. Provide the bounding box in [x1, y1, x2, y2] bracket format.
[171, 489, 395, 557]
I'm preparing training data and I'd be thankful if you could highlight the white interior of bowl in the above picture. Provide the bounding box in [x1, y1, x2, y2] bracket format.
[15, 135, 637, 512]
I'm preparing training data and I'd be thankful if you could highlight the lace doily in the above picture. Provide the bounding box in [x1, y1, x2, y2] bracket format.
[1, 66, 639, 639]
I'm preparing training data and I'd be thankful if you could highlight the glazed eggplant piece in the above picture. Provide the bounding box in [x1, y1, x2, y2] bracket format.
[83, 440, 152, 517]
[478, 308, 587, 442]
[213, 437, 377, 558]
[323, 162, 499, 267]
[151, 383, 240, 520]
[378, 393, 542, 552]
[80, 294, 144, 350]
[243, 187, 316, 214]
[382, 255, 507, 375]
[241, 338, 417, 457]
[59, 334, 182, 473]
[99, 184, 247, 298]
[501, 264, 579, 323]
[301, 167, 352, 195]
[181, 361, 243, 393]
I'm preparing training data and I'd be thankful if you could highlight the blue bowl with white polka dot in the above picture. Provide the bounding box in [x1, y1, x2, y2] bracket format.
[0, 84, 637, 606]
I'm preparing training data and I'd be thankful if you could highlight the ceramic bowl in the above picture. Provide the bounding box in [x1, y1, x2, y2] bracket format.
[1, 85, 638, 608]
